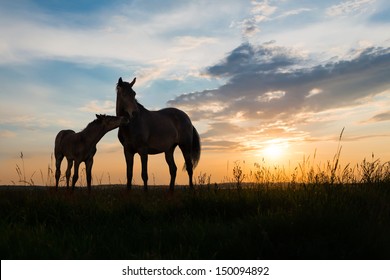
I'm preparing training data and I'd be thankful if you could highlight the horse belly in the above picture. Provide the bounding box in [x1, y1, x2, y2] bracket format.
[145, 125, 178, 154]
[147, 148, 163, 155]
[148, 135, 177, 154]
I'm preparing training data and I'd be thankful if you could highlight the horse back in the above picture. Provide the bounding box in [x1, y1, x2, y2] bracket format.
[154, 107, 194, 143]
[54, 130, 76, 154]
[158, 107, 192, 129]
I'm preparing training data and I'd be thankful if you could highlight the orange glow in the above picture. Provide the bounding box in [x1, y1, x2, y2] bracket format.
[1, 134, 389, 187]
[261, 140, 289, 162]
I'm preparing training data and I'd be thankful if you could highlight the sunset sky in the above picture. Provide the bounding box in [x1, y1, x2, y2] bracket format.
[0, 0, 389, 186]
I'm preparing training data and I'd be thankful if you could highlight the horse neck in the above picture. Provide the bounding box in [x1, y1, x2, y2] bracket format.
[136, 101, 149, 116]
[116, 99, 148, 117]
[79, 122, 107, 147]
[116, 98, 124, 116]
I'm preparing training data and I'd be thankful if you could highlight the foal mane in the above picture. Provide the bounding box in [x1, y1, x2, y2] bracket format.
[80, 115, 105, 133]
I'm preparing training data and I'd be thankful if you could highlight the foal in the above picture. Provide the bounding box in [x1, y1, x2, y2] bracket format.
[54, 114, 128, 190]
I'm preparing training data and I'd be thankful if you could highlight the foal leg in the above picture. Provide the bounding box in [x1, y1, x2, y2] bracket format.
[85, 157, 93, 192]
[72, 161, 80, 190]
[55, 154, 64, 189]
[165, 148, 177, 192]
[65, 158, 73, 188]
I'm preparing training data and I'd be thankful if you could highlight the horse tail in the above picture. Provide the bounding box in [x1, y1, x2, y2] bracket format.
[191, 126, 201, 169]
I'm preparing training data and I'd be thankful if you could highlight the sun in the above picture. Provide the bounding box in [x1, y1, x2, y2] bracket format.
[264, 144, 283, 158]
[262, 140, 288, 161]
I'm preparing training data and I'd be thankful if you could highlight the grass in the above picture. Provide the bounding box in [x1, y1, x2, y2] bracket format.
[2, 129, 390, 259]
[1, 181, 390, 259]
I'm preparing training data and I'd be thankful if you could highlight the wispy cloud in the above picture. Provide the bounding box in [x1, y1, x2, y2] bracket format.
[238, 1, 312, 38]
[276, 8, 312, 19]
[0, 130, 16, 139]
[0, 0, 242, 83]
[79, 100, 116, 114]
[326, 0, 375, 17]
[240, 0, 277, 36]
[0, 113, 76, 132]
[367, 110, 390, 122]
[97, 140, 123, 154]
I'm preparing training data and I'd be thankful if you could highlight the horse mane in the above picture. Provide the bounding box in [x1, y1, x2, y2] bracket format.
[136, 99, 148, 112]
[80, 116, 103, 133]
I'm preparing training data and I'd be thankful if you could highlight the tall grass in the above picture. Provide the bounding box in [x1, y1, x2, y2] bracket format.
[9, 149, 390, 188]
[239, 128, 390, 187]
[13, 152, 35, 186]
[2, 128, 389, 259]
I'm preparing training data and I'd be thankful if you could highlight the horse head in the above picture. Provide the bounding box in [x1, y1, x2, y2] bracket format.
[116, 77, 139, 119]
[96, 114, 129, 131]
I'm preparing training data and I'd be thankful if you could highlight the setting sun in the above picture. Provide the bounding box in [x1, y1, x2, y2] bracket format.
[262, 140, 289, 161]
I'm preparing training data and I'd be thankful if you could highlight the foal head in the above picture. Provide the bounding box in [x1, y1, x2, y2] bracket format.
[116, 77, 139, 119]
[96, 114, 129, 132]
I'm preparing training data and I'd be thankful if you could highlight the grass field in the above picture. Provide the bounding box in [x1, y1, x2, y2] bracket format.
[1, 181, 390, 260]
[2, 142, 390, 259]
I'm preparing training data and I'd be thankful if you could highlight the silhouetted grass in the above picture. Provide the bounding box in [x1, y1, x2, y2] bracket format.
[3, 132, 390, 259]
[1, 181, 389, 259]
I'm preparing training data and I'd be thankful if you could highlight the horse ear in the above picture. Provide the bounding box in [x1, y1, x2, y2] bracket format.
[118, 77, 123, 86]
[130, 77, 136, 87]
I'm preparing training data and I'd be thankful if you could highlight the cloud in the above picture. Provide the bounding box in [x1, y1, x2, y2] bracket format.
[168, 42, 390, 151]
[306, 88, 323, 99]
[0, 0, 242, 80]
[326, 0, 375, 17]
[239, 0, 277, 37]
[97, 141, 123, 154]
[367, 111, 390, 122]
[237, 1, 312, 38]
[202, 122, 244, 139]
[170, 43, 389, 121]
[0, 130, 16, 139]
[276, 8, 312, 19]
[202, 139, 242, 152]
[79, 100, 116, 114]
[206, 42, 301, 77]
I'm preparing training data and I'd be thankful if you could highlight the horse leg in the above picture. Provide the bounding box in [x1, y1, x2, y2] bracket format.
[85, 157, 93, 192]
[165, 148, 177, 191]
[72, 161, 80, 190]
[140, 150, 148, 191]
[124, 147, 134, 190]
[55, 154, 64, 189]
[180, 145, 194, 190]
[65, 158, 73, 188]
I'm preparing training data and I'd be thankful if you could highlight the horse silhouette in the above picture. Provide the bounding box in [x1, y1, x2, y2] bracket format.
[116, 77, 201, 191]
[54, 114, 128, 190]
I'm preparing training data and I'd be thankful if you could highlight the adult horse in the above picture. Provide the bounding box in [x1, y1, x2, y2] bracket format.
[116, 77, 201, 191]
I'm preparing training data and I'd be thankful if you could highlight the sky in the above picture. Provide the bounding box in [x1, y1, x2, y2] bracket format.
[0, 0, 389, 186]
